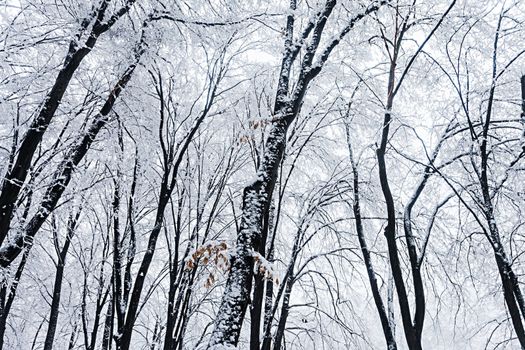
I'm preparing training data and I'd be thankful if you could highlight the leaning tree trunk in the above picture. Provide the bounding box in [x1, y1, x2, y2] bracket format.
[0, 0, 137, 247]
[0, 23, 147, 270]
[207, 117, 291, 347]
[374, 3, 455, 348]
[476, 20, 525, 345]
[207, 2, 387, 347]
[479, 105, 525, 347]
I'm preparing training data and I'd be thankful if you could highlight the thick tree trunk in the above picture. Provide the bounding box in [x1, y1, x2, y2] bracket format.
[43, 253, 67, 350]
[489, 224, 525, 348]
[0, 299, 7, 350]
[101, 296, 114, 350]
[261, 204, 277, 350]
[480, 173, 525, 347]
[476, 32, 525, 345]
[377, 110, 422, 350]
[207, 2, 386, 347]
[163, 274, 178, 350]
[249, 209, 271, 350]
[0, 37, 91, 246]
[377, 49, 420, 349]
[0, 242, 31, 349]
[260, 270, 275, 350]
[208, 119, 290, 348]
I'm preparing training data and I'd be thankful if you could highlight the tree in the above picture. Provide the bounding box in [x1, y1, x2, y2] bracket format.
[0, 0, 138, 253]
[43, 209, 82, 350]
[208, 0, 389, 348]
[2, 1, 525, 349]
[429, 2, 525, 346]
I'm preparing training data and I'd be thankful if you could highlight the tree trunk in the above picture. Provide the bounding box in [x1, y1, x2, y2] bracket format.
[207, 2, 386, 346]
[43, 212, 80, 350]
[0, 242, 32, 349]
[377, 110, 422, 350]
[0, 0, 137, 247]
[101, 296, 114, 350]
[208, 118, 290, 348]
[347, 132, 397, 350]
[249, 209, 271, 350]
[272, 273, 293, 350]
[261, 204, 277, 350]
[0, 31, 146, 269]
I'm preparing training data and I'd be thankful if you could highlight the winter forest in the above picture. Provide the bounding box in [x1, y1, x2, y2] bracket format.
[1, 0, 525, 349]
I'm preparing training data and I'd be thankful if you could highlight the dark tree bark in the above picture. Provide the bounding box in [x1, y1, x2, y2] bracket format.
[0, 21, 147, 269]
[67, 322, 78, 350]
[165, 147, 235, 350]
[116, 44, 225, 350]
[345, 118, 397, 350]
[0, 0, 137, 247]
[0, 244, 31, 350]
[101, 295, 114, 350]
[271, 225, 302, 350]
[374, 3, 455, 348]
[377, 105, 422, 350]
[0, 188, 34, 349]
[261, 202, 276, 350]
[43, 210, 82, 350]
[0, 27, 143, 343]
[207, 2, 388, 347]
[249, 202, 271, 350]
[474, 24, 525, 344]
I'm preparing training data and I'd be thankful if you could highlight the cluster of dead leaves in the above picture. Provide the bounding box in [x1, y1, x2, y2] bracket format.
[239, 117, 275, 144]
[185, 241, 230, 288]
[185, 242, 280, 288]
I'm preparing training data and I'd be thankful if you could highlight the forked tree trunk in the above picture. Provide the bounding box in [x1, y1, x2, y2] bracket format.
[346, 126, 397, 350]
[207, 2, 387, 347]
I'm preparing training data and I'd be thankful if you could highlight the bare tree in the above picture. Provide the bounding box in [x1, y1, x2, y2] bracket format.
[208, 1, 390, 347]
[0, 0, 138, 250]
[43, 208, 82, 350]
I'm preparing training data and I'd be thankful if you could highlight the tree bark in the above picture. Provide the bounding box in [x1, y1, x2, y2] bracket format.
[207, 2, 387, 347]
[0, 0, 137, 247]
[0, 24, 146, 269]
[117, 37, 221, 350]
[43, 211, 81, 350]
[346, 129, 397, 350]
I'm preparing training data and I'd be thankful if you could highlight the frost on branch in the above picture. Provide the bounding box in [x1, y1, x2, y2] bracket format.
[207, 344, 238, 350]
